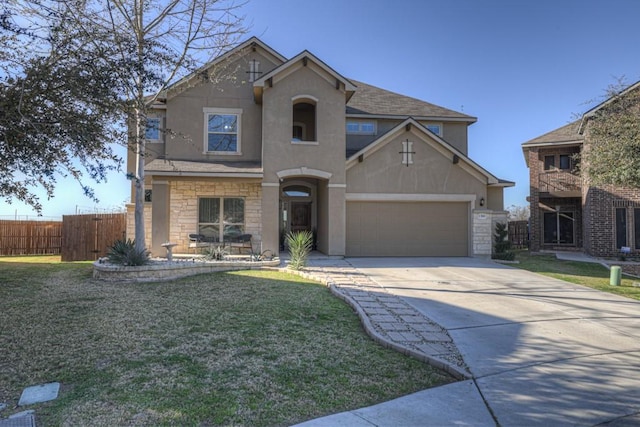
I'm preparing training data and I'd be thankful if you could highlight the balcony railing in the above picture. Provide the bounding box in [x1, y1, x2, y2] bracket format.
[538, 171, 581, 195]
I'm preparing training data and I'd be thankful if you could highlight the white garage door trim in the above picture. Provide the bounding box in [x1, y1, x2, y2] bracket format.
[346, 193, 477, 202]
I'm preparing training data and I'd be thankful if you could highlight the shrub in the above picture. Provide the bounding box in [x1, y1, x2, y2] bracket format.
[492, 222, 516, 261]
[106, 238, 150, 266]
[286, 230, 313, 270]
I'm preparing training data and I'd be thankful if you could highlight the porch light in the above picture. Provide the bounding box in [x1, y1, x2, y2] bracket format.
[480, 197, 485, 207]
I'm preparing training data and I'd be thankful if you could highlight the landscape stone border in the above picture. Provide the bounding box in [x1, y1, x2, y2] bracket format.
[93, 258, 281, 282]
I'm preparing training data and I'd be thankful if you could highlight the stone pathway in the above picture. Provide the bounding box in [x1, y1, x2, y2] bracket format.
[0, 382, 60, 427]
[287, 259, 470, 379]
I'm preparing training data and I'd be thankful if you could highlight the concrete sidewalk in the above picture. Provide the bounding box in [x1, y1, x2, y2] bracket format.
[290, 256, 640, 427]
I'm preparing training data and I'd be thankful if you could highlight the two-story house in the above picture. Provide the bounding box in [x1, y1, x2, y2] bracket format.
[522, 81, 640, 257]
[127, 37, 512, 257]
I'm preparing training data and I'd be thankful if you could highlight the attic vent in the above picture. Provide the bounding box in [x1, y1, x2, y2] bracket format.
[247, 59, 261, 83]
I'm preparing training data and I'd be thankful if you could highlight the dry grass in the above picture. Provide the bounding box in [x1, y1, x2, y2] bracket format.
[0, 257, 453, 426]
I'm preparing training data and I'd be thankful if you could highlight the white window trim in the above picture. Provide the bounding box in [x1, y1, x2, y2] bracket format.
[203, 107, 243, 155]
[346, 120, 377, 135]
[145, 117, 163, 143]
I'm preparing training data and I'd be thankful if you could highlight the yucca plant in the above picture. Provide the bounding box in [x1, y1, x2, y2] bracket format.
[286, 230, 313, 270]
[106, 238, 150, 266]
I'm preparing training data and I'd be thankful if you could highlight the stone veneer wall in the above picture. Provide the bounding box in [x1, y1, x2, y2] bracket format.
[473, 210, 508, 256]
[125, 202, 153, 249]
[169, 180, 262, 253]
[125, 181, 262, 254]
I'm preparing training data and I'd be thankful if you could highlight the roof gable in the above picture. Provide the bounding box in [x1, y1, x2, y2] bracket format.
[346, 80, 476, 122]
[347, 117, 503, 185]
[253, 50, 356, 103]
[164, 37, 287, 100]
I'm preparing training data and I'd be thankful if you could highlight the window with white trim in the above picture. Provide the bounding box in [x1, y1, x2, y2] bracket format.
[198, 197, 245, 242]
[346, 120, 376, 135]
[424, 123, 442, 136]
[203, 108, 242, 154]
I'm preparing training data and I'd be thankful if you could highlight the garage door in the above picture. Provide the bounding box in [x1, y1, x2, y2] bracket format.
[346, 202, 469, 256]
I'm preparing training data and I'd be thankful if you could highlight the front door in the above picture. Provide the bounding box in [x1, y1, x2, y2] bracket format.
[290, 202, 312, 233]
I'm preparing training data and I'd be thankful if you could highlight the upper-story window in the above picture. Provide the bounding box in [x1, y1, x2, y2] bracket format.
[292, 96, 317, 143]
[544, 155, 555, 170]
[424, 123, 442, 136]
[145, 117, 161, 142]
[346, 120, 376, 135]
[204, 107, 242, 154]
[559, 154, 571, 170]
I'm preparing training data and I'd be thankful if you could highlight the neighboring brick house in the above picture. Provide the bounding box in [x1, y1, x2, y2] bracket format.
[127, 37, 513, 257]
[522, 81, 640, 257]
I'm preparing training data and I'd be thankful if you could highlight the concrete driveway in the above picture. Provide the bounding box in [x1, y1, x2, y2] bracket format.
[347, 257, 640, 426]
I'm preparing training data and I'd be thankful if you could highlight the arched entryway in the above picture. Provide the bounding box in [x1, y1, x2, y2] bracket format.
[279, 179, 317, 250]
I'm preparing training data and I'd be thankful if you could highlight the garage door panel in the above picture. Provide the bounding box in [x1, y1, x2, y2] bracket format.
[346, 201, 468, 257]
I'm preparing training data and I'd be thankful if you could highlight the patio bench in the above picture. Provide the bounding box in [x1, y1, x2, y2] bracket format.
[224, 234, 253, 254]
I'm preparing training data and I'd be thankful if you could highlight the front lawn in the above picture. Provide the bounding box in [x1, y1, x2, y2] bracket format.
[0, 256, 453, 426]
[514, 251, 640, 300]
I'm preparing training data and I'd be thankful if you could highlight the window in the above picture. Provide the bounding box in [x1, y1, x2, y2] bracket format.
[425, 123, 442, 136]
[616, 208, 627, 249]
[204, 108, 242, 154]
[145, 117, 161, 141]
[543, 211, 574, 244]
[283, 185, 311, 197]
[198, 197, 245, 242]
[346, 120, 376, 135]
[292, 101, 316, 142]
[544, 155, 555, 170]
[559, 154, 571, 170]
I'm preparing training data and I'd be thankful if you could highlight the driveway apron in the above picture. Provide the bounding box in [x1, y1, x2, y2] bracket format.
[347, 257, 640, 426]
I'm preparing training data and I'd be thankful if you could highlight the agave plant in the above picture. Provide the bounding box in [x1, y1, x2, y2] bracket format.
[202, 245, 228, 261]
[106, 238, 150, 266]
[285, 230, 313, 270]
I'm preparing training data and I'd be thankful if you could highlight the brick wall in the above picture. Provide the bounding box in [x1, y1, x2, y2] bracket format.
[528, 146, 583, 252]
[584, 185, 640, 257]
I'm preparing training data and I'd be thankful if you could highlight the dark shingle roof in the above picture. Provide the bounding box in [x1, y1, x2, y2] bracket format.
[346, 80, 476, 121]
[522, 120, 584, 147]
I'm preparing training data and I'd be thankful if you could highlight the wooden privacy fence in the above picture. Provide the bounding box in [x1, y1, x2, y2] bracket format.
[0, 220, 62, 255]
[508, 220, 529, 249]
[61, 213, 127, 261]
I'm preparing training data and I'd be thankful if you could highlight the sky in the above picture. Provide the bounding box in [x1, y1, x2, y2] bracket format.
[2, 0, 640, 219]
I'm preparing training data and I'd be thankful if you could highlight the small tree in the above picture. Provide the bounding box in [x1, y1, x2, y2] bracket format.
[492, 222, 515, 261]
[581, 77, 640, 188]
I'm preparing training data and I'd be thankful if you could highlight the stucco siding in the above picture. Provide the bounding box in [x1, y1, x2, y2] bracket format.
[346, 129, 486, 202]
